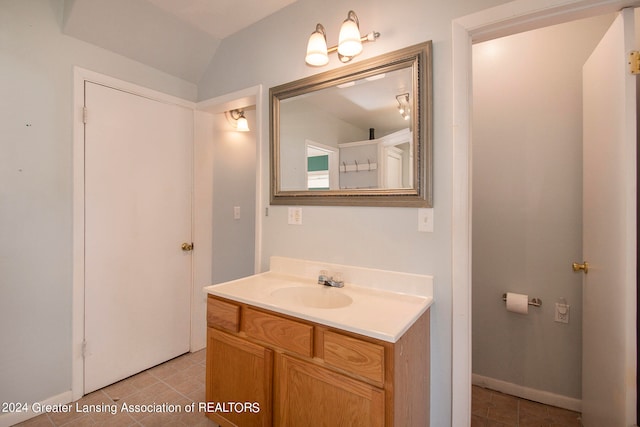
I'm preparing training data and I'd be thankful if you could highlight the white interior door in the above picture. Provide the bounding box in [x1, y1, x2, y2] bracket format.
[384, 147, 403, 188]
[582, 8, 636, 426]
[84, 82, 193, 393]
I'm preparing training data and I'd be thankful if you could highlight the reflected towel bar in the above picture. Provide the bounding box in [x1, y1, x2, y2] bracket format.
[502, 293, 542, 307]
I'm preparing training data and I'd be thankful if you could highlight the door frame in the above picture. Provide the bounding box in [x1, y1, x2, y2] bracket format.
[193, 85, 263, 350]
[451, 0, 640, 424]
[71, 67, 196, 401]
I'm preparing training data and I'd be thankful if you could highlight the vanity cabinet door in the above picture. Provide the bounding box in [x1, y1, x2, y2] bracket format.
[274, 354, 384, 427]
[206, 327, 273, 427]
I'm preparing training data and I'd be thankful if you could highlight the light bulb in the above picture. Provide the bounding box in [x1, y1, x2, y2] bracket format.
[236, 115, 249, 132]
[338, 17, 362, 57]
[305, 26, 329, 66]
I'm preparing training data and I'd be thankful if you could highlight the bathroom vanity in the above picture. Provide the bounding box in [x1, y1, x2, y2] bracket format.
[203, 257, 433, 427]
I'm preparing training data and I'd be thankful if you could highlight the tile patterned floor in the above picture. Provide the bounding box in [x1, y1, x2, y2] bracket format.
[472, 385, 582, 427]
[14, 350, 218, 427]
[13, 355, 583, 427]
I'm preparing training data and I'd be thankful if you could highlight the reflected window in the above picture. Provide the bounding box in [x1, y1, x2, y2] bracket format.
[307, 154, 329, 190]
[306, 142, 338, 190]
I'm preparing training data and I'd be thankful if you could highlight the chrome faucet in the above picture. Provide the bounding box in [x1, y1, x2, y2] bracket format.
[318, 270, 344, 288]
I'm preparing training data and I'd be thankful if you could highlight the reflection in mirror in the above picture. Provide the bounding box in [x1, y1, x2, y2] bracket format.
[271, 42, 432, 207]
[280, 67, 413, 191]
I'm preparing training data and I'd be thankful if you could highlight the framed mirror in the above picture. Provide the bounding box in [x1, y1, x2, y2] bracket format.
[270, 41, 432, 207]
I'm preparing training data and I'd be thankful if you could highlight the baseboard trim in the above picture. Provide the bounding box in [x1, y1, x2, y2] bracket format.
[0, 390, 73, 427]
[472, 374, 581, 413]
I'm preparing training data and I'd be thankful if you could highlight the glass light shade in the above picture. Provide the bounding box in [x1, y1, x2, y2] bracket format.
[305, 31, 329, 66]
[236, 115, 249, 132]
[338, 19, 362, 57]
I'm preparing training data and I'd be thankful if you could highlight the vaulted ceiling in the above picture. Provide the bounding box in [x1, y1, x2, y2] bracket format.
[62, 0, 297, 83]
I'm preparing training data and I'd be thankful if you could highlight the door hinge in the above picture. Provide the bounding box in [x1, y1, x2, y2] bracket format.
[629, 51, 640, 75]
[82, 340, 87, 358]
[82, 107, 88, 124]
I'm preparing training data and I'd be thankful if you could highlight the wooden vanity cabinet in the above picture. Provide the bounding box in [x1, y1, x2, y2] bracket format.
[205, 294, 430, 427]
[206, 328, 273, 427]
[275, 353, 385, 426]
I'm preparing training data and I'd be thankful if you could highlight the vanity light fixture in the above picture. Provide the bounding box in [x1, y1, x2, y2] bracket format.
[396, 93, 410, 121]
[229, 109, 249, 132]
[305, 10, 380, 66]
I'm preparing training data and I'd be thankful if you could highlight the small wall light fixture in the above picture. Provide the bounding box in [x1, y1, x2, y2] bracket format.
[305, 10, 380, 66]
[396, 93, 410, 121]
[229, 109, 249, 132]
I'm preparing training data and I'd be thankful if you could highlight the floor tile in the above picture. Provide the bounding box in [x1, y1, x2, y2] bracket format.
[472, 385, 581, 427]
[13, 358, 581, 427]
[12, 350, 218, 427]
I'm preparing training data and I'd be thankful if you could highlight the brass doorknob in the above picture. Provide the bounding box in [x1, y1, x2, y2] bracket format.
[572, 261, 589, 274]
[181, 242, 194, 251]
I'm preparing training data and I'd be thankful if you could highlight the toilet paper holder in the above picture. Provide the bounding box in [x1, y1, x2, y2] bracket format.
[502, 293, 542, 307]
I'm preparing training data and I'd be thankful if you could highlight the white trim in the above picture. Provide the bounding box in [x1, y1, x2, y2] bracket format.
[472, 374, 582, 412]
[71, 68, 86, 402]
[197, 85, 261, 114]
[458, 0, 640, 42]
[191, 110, 214, 352]
[0, 390, 74, 427]
[338, 139, 379, 148]
[451, 17, 474, 427]
[450, 1, 640, 425]
[72, 67, 196, 401]
[255, 86, 264, 274]
[74, 68, 195, 109]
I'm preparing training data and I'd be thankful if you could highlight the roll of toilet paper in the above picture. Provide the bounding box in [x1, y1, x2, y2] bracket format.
[506, 292, 529, 314]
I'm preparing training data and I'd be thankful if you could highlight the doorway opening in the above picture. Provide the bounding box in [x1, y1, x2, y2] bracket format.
[452, 2, 638, 426]
[83, 81, 193, 394]
[470, 14, 614, 421]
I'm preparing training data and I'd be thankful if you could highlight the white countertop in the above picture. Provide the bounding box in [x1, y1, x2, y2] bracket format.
[204, 258, 434, 343]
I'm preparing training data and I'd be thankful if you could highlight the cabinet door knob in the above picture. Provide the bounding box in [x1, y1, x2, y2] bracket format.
[181, 242, 194, 251]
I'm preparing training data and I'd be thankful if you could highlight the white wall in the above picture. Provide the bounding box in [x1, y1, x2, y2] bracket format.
[471, 15, 614, 400]
[196, 0, 511, 425]
[0, 0, 196, 411]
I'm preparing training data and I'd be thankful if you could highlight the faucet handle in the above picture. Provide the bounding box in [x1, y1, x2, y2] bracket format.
[318, 270, 329, 284]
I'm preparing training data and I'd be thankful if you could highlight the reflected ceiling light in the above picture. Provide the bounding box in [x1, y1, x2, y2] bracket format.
[365, 73, 386, 82]
[396, 93, 410, 121]
[337, 81, 356, 89]
[305, 10, 380, 66]
[229, 109, 249, 132]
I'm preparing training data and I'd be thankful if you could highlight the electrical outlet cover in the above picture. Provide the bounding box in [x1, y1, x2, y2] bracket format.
[554, 303, 570, 324]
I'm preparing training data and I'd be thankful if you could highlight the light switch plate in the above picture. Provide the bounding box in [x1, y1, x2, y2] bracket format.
[288, 207, 302, 225]
[418, 208, 434, 232]
[233, 206, 240, 220]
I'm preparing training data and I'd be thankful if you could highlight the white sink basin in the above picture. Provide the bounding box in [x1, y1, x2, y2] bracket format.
[270, 286, 353, 309]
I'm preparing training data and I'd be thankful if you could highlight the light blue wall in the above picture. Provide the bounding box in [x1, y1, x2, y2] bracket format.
[197, 0, 510, 425]
[472, 15, 614, 400]
[211, 110, 257, 284]
[0, 0, 195, 408]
